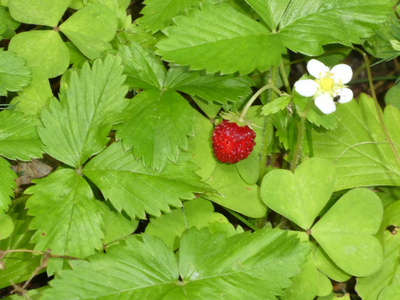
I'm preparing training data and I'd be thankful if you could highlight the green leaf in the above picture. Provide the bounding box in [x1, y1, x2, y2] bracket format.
[38, 55, 128, 168]
[60, 4, 117, 59]
[41, 227, 308, 299]
[0, 157, 16, 213]
[204, 163, 267, 218]
[378, 286, 400, 300]
[0, 7, 20, 40]
[116, 89, 195, 170]
[0, 110, 43, 160]
[83, 142, 208, 219]
[244, 0, 290, 31]
[145, 198, 230, 250]
[10, 68, 53, 116]
[0, 49, 30, 96]
[261, 158, 336, 229]
[25, 168, 104, 273]
[314, 247, 351, 282]
[164, 66, 253, 104]
[137, 0, 200, 33]
[278, 0, 392, 56]
[8, 30, 70, 78]
[8, 0, 70, 26]
[0, 196, 42, 289]
[312, 94, 400, 191]
[356, 200, 400, 300]
[261, 95, 291, 116]
[0, 213, 14, 240]
[157, 2, 286, 74]
[311, 188, 384, 276]
[118, 43, 166, 90]
[385, 84, 400, 111]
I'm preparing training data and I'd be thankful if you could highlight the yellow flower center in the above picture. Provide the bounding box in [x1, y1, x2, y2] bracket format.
[320, 76, 334, 92]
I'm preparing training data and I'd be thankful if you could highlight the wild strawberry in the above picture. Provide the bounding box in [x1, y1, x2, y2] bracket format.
[212, 120, 256, 164]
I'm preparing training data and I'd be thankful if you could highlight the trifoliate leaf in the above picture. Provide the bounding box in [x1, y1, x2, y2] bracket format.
[60, 4, 118, 59]
[38, 55, 128, 168]
[157, 2, 286, 74]
[118, 43, 166, 89]
[8, 30, 70, 78]
[83, 142, 209, 219]
[0, 196, 42, 289]
[164, 66, 252, 104]
[116, 89, 195, 170]
[278, 0, 392, 56]
[0, 157, 16, 213]
[0, 49, 30, 96]
[137, 0, 200, 33]
[312, 93, 400, 191]
[311, 188, 384, 276]
[356, 200, 400, 300]
[0, 110, 43, 160]
[261, 158, 336, 230]
[145, 198, 230, 250]
[25, 169, 104, 274]
[41, 227, 308, 299]
[8, 0, 70, 26]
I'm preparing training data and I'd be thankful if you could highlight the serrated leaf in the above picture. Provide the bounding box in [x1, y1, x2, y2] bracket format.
[157, 2, 286, 74]
[145, 198, 229, 250]
[0, 157, 16, 213]
[137, 0, 200, 33]
[356, 200, 400, 300]
[38, 55, 128, 168]
[311, 188, 384, 276]
[9, 0, 70, 26]
[261, 158, 336, 230]
[83, 142, 208, 219]
[312, 93, 400, 191]
[41, 227, 308, 299]
[204, 163, 267, 218]
[0, 196, 42, 289]
[244, 0, 290, 31]
[25, 168, 104, 273]
[164, 66, 252, 104]
[0, 110, 43, 160]
[60, 4, 117, 59]
[116, 89, 195, 170]
[8, 30, 69, 78]
[118, 43, 166, 89]
[278, 0, 392, 56]
[0, 49, 30, 96]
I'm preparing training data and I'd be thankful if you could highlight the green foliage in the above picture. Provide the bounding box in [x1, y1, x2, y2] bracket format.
[1, 1, 400, 298]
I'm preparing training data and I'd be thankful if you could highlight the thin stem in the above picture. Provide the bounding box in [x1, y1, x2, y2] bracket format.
[226, 208, 258, 231]
[239, 83, 283, 122]
[290, 100, 314, 172]
[353, 48, 400, 166]
[280, 60, 292, 94]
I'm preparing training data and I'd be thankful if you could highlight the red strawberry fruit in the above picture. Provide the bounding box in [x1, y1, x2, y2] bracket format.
[212, 120, 256, 164]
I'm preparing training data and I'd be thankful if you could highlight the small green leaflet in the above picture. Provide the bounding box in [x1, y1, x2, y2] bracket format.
[312, 93, 400, 191]
[0, 7, 20, 40]
[116, 89, 195, 170]
[0, 49, 30, 96]
[0, 157, 16, 213]
[38, 55, 128, 168]
[41, 227, 308, 299]
[261, 95, 291, 116]
[0, 110, 43, 161]
[25, 169, 104, 274]
[83, 142, 209, 219]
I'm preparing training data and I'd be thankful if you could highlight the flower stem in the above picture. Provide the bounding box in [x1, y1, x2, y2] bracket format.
[290, 100, 314, 172]
[239, 83, 283, 122]
[280, 60, 292, 94]
[353, 48, 400, 166]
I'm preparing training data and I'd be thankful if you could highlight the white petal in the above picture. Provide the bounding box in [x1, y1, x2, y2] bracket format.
[294, 79, 318, 97]
[338, 87, 353, 103]
[315, 94, 336, 114]
[307, 59, 329, 78]
[331, 64, 353, 84]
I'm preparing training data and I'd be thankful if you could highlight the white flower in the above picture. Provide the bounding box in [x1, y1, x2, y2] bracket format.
[294, 59, 353, 114]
